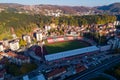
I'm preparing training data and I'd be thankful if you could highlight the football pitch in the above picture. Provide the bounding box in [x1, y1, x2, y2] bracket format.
[45, 40, 91, 54]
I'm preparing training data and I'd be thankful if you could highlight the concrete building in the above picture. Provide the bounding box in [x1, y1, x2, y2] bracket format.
[45, 46, 99, 61]
[23, 35, 31, 43]
[45, 26, 51, 31]
[9, 40, 20, 51]
[35, 32, 43, 41]
[46, 67, 66, 80]
[0, 69, 6, 80]
[3, 39, 9, 47]
[107, 37, 120, 49]
[99, 45, 111, 52]
[0, 43, 4, 52]
[0, 52, 30, 65]
[30, 74, 46, 80]
[114, 21, 120, 26]
[74, 64, 87, 74]
[23, 74, 46, 80]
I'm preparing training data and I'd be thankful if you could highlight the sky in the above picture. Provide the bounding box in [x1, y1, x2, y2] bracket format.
[0, 0, 120, 7]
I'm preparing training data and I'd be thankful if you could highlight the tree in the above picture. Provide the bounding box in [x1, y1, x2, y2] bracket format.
[20, 63, 37, 74]
[19, 39, 27, 47]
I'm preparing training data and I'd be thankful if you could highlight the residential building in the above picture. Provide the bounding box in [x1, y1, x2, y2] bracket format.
[74, 64, 86, 74]
[114, 21, 120, 25]
[30, 74, 46, 80]
[46, 67, 66, 80]
[23, 35, 31, 43]
[0, 57, 8, 70]
[23, 74, 46, 80]
[3, 39, 9, 47]
[7, 51, 30, 65]
[35, 32, 43, 41]
[107, 37, 120, 49]
[45, 26, 51, 31]
[0, 69, 6, 80]
[0, 52, 30, 65]
[9, 40, 20, 51]
[0, 43, 4, 52]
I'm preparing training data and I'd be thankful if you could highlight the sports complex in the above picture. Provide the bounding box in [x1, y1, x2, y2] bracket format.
[43, 36, 99, 62]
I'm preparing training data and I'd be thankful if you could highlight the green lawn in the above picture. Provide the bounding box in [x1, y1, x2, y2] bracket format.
[45, 40, 91, 54]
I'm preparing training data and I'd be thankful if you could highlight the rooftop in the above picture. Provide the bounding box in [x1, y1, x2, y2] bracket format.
[45, 46, 99, 61]
[46, 67, 66, 78]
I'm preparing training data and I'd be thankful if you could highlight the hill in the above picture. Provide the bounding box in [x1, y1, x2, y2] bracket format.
[97, 3, 120, 14]
[0, 3, 120, 15]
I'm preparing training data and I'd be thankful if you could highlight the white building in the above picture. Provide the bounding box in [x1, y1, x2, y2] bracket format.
[12, 34, 17, 39]
[23, 35, 31, 43]
[107, 37, 120, 49]
[9, 40, 20, 51]
[36, 32, 43, 41]
[3, 39, 9, 47]
[114, 21, 120, 26]
[45, 46, 99, 61]
[99, 45, 111, 52]
[45, 26, 51, 31]
[0, 52, 30, 65]
[30, 74, 46, 80]
[0, 43, 4, 52]
[23, 75, 29, 80]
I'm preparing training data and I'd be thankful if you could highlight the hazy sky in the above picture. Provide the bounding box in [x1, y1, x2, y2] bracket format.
[0, 0, 120, 7]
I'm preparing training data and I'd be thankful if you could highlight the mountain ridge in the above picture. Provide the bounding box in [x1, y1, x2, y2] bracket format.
[0, 2, 119, 15]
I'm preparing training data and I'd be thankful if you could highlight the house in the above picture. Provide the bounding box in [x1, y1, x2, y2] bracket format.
[46, 67, 66, 80]
[7, 51, 30, 65]
[0, 57, 8, 70]
[23, 73, 46, 80]
[107, 37, 120, 49]
[75, 65, 86, 73]
[0, 69, 6, 80]
[35, 32, 43, 41]
[23, 35, 31, 43]
[0, 43, 4, 52]
[0, 52, 30, 65]
[9, 40, 20, 51]
[3, 39, 9, 47]
[30, 74, 46, 80]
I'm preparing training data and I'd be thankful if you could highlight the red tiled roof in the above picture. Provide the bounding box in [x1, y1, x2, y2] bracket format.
[0, 52, 4, 55]
[47, 67, 66, 78]
[76, 64, 82, 68]
[7, 51, 29, 60]
[75, 66, 86, 73]
[7, 52, 17, 57]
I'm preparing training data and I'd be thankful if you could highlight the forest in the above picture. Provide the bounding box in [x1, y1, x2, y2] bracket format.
[0, 12, 117, 40]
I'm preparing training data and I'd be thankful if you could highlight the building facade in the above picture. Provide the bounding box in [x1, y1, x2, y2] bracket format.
[23, 35, 31, 43]
[9, 40, 20, 51]
[35, 32, 43, 41]
[0, 43, 4, 52]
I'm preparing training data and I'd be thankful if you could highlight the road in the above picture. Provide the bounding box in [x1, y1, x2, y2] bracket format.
[66, 55, 120, 80]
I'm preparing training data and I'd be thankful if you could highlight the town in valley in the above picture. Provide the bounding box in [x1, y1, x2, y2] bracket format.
[0, 0, 120, 80]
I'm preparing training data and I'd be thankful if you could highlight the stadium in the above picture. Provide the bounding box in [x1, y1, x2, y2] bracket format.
[40, 36, 98, 62]
[30, 36, 111, 62]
